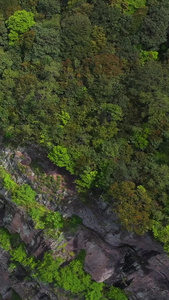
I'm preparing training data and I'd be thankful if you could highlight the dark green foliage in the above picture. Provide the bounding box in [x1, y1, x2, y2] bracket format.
[66, 215, 83, 228]
[31, 18, 60, 62]
[11, 289, 22, 300]
[61, 13, 92, 59]
[140, 0, 169, 50]
[37, 0, 60, 18]
[0, 227, 11, 250]
[0, 0, 20, 18]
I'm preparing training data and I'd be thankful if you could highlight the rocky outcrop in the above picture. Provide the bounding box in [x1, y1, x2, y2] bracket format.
[64, 199, 169, 300]
[0, 147, 169, 300]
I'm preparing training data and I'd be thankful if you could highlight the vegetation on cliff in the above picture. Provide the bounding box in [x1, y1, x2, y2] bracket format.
[1, 0, 169, 298]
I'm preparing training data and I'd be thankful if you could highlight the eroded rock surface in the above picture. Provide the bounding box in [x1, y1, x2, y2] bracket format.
[0, 147, 169, 300]
[64, 198, 169, 300]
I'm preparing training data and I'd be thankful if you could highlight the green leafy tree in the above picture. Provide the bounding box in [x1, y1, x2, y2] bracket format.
[0, 0, 20, 18]
[75, 169, 98, 192]
[35, 252, 63, 283]
[140, 0, 169, 50]
[152, 220, 169, 253]
[37, 0, 60, 18]
[61, 13, 92, 59]
[48, 145, 74, 174]
[86, 282, 104, 300]
[109, 182, 152, 234]
[139, 50, 158, 65]
[6, 10, 35, 45]
[44, 211, 64, 229]
[31, 18, 60, 62]
[56, 259, 91, 293]
[29, 205, 47, 229]
[0, 48, 13, 76]
[10, 244, 27, 264]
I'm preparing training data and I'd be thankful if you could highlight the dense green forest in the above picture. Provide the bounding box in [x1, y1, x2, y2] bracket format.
[1, 0, 169, 292]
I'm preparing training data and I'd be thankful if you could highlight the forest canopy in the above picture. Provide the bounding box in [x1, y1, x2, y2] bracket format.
[0, 0, 169, 248]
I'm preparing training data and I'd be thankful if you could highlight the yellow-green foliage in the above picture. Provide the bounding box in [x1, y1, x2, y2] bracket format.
[35, 250, 128, 300]
[12, 184, 37, 207]
[6, 10, 35, 45]
[75, 169, 98, 192]
[48, 145, 75, 174]
[132, 125, 150, 150]
[152, 221, 169, 253]
[0, 228, 37, 270]
[140, 50, 158, 65]
[0, 227, 128, 299]
[110, 181, 152, 234]
[34, 252, 64, 283]
[112, 0, 146, 14]
[0, 167, 63, 231]
[0, 166, 18, 192]
[106, 286, 128, 300]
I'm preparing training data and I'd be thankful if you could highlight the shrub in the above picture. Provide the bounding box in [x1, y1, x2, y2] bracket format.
[35, 252, 63, 283]
[107, 286, 128, 300]
[86, 282, 104, 300]
[56, 259, 91, 293]
[12, 184, 37, 207]
[0, 227, 11, 251]
[44, 211, 64, 229]
[10, 244, 27, 264]
[0, 166, 18, 192]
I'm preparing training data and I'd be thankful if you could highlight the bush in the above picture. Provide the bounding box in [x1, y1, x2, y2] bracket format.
[0, 227, 11, 251]
[107, 286, 128, 300]
[0, 166, 18, 192]
[35, 252, 63, 283]
[12, 184, 37, 207]
[44, 211, 64, 229]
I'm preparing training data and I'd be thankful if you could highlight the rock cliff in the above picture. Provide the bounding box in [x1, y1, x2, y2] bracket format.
[0, 146, 169, 300]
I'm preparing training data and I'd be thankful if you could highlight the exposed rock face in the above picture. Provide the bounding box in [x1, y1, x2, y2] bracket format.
[64, 199, 169, 300]
[0, 196, 50, 258]
[0, 147, 169, 300]
[0, 245, 56, 300]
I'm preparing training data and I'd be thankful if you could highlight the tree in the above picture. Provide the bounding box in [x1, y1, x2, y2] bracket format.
[6, 10, 35, 45]
[140, 0, 169, 50]
[0, 48, 13, 76]
[0, 0, 20, 18]
[61, 13, 92, 60]
[48, 145, 75, 174]
[75, 168, 98, 192]
[30, 17, 60, 62]
[109, 181, 152, 234]
[37, 0, 60, 18]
